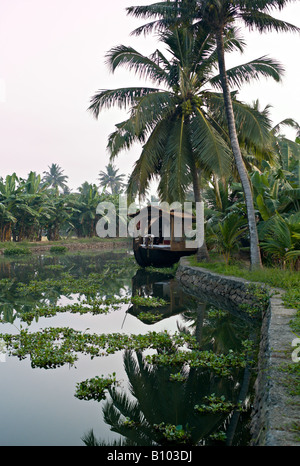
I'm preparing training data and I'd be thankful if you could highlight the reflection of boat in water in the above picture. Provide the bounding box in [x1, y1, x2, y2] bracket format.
[130, 205, 197, 267]
[128, 269, 195, 324]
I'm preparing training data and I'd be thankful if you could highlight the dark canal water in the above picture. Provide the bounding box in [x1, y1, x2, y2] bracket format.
[0, 249, 260, 446]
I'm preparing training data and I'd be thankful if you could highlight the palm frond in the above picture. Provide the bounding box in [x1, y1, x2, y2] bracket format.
[126, 2, 182, 36]
[88, 87, 159, 118]
[131, 90, 177, 135]
[241, 10, 300, 33]
[127, 119, 170, 200]
[191, 108, 233, 178]
[272, 118, 300, 137]
[162, 115, 192, 202]
[107, 119, 143, 159]
[209, 93, 272, 150]
[106, 45, 169, 85]
[210, 56, 284, 90]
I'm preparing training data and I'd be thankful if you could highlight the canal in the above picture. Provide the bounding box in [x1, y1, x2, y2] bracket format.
[0, 249, 260, 446]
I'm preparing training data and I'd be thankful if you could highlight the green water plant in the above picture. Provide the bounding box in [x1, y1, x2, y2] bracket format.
[209, 431, 227, 443]
[145, 340, 255, 377]
[0, 327, 199, 369]
[131, 296, 169, 307]
[153, 423, 191, 444]
[194, 394, 244, 414]
[137, 311, 164, 323]
[169, 372, 186, 382]
[75, 373, 118, 402]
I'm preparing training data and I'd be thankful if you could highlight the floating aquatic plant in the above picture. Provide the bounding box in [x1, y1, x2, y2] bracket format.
[75, 373, 118, 402]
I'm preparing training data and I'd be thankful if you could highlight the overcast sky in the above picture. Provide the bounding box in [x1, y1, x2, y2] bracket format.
[0, 0, 299, 192]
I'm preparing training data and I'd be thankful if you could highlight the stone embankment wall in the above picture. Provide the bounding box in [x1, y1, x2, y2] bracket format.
[176, 257, 300, 446]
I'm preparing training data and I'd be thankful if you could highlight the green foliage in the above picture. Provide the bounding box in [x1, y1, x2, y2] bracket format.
[0, 168, 127, 243]
[131, 296, 168, 307]
[137, 311, 164, 323]
[75, 374, 117, 402]
[145, 340, 256, 377]
[3, 246, 32, 256]
[207, 308, 228, 319]
[169, 371, 187, 382]
[0, 327, 198, 369]
[194, 394, 242, 414]
[209, 431, 227, 442]
[153, 423, 192, 444]
[98, 163, 125, 195]
[189, 256, 300, 292]
[206, 213, 248, 264]
[144, 264, 178, 276]
[239, 283, 270, 317]
[260, 213, 300, 269]
[49, 245, 68, 254]
[89, 23, 282, 204]
[42, 163, 69, 193]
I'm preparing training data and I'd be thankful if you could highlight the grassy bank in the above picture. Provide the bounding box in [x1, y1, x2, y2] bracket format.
[0, 236, 130, 248]
[0, 237, 131, 255]
[189, 254, 300, 318]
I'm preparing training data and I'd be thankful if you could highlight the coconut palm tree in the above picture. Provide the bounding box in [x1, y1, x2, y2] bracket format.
[42, 163, 69, 194]
[89, 25, 279, 260]
[98, 163, 126, 194]
[126, 0, 299, 269]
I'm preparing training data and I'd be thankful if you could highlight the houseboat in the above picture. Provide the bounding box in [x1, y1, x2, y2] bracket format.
[130, 205, 198, 267]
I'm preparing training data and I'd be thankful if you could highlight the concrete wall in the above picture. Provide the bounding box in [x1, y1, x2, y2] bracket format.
[176, 257, 300, 446]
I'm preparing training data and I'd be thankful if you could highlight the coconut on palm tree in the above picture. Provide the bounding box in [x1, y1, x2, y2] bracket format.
[126, 0, 299, 269]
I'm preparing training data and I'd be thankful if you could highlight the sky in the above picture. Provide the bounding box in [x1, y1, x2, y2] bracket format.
[0, 0, 299, 193]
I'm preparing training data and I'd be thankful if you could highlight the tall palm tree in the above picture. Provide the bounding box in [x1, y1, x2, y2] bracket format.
[42, 163, 69, 194]
[126, 0, 299, 269]
[89, 25, 280, 259]
[98, 163, 125, 194]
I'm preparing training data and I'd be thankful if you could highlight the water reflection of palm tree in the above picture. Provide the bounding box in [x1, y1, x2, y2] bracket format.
[100, 349, 244, 446]
[0, 278, 48, 324]
[179, 305, 255, 355]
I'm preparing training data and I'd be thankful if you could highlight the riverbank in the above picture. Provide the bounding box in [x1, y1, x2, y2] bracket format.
[0, 237, 131, 255]
[176, 257, 300, 446]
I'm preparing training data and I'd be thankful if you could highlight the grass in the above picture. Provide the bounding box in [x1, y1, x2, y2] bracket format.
[0, 236, 131, 251]
[189, 255, 300, 315]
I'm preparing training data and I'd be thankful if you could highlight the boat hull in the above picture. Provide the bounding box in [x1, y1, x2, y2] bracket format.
[133, 244, 196, 268]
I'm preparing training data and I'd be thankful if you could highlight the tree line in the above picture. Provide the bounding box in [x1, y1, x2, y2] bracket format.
[0, 163, 124, 243]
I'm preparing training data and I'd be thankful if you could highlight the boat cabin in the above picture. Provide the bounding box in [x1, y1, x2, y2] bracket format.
[129, 205, 197, 267]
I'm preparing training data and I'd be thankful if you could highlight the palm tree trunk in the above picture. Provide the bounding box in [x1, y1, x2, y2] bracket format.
[191, 160, 209, 262]
[215, 30, 262, 269]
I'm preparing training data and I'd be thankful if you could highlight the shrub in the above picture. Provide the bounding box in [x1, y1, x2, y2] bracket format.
[3, 246, 31, 256]
[50, 245, 67, 254]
